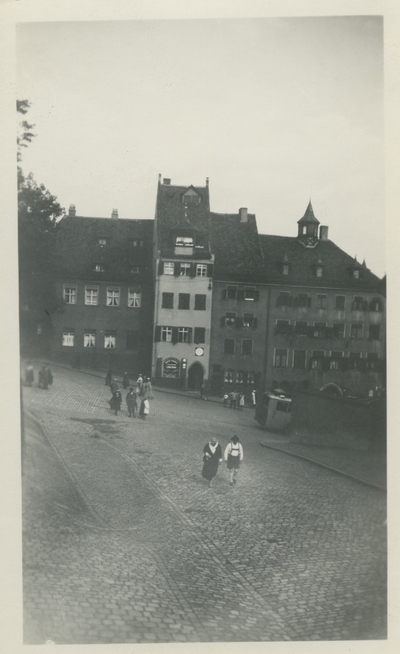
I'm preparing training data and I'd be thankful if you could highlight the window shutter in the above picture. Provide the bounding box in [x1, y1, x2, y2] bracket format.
[156, 357, 162, 377]
[207, 264, 214, 277]
[220, 316, 226, 328]
[253, 317, 258, 329]
[174, 262, 180, 276]
[188, 328, 193, 344]
[222, 289, 227, 300]
[154, 326, 161, 342]
[158, 261, 164, 275]
[172, 327, 179, 344]
[254, 290, 259, 301]
[237, 290, 245, 301]
[199, 328, 205, 343]
[190, 264, 196, 277]
[363, 300, 369, 311]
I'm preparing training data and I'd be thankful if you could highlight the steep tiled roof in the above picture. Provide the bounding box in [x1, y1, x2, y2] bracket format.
[156, 182, 211, 257]
[259, 234, 381, 290]
[55, 215, 153, 282]
[210, 213, 265, 283]
[297, 200, 319, 224]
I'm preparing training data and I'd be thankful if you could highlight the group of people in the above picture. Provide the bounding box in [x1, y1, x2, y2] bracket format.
[24, 362, 53, 390]
[222, 388, 257, 409]
[108, 372, 153, 419]
[201, 434, 244, 488]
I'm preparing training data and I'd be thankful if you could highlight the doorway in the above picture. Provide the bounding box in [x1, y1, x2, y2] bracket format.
[188, 362, 204, 390]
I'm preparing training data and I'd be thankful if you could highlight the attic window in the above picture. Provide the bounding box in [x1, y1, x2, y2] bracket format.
[131, 266, 140, 274]
[282, 264, 289, 275]
[99, 238, 107, 246]
[133, 239, 144, 247]
[353, 269, 360, 279]
[95, 264, 104, 272]
[316, 266, 323, 278]
[176, 236, 194, 248]
[182, 190, 200, 204]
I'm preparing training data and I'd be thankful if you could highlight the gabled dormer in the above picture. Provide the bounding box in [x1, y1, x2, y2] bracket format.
[297, 201, 320, 248]
[182, 186, 201, 204]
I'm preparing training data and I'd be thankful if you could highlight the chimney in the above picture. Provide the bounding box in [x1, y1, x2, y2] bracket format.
[158, 173, 162, 184]
[206, 177, 209, 186]
[68, 204, 76, 217]
[319, 225, 329, 241]
[239, 207, 248, 223]
[163, 178, 171, 185]
[111, 208, 118, 219]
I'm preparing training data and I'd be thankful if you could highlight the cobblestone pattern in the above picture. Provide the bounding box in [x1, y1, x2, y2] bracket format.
[22, 367, 387, 643]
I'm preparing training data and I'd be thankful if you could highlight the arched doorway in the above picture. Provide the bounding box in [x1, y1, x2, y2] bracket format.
[188, 362, 204, 390]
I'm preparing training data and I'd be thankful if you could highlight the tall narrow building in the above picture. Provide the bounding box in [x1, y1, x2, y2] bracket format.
[152, 177, 214, 389]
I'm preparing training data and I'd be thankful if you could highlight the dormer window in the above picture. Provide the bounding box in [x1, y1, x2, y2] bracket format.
[99, 238, 107, 246]
[353, 269, 360, 279]
[176, 236, 194, 248]
[282, 264, 289, 275]
[95, 264, 104, 272]
[182, 188, 201, 204]
[133, 239, 144, 247]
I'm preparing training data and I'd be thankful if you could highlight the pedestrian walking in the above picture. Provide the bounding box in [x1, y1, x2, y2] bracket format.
[45, 366, 53, 389]
[110, 389, 122, 416]
[110, 378, 119, 394]
[251, 389, 257, 406]
[126, 386, 137, 417]
[201, 436, 222, 488]
[224, 435, 244, 486]
[105, 368, 112, 386]
[137, 373, 143, 392]
[122, 372, 130, 389]
[228, 390, 234, 409]
[25, 361, 34, 386]
[141, 398, 150, 420]
[239, 393, 245, 410]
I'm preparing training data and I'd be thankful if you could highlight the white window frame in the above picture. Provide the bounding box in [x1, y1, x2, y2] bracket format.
[95, 264, 105, 272]
[274, 348, 288, 368]
[62, 331, 75, 347]
[180, 263, 191, 276]
[128, 290, 141, 308]
[178, 327, 189, 343]
[176, 236, 194, 248]
[104, 333, 116, 349]
[84, 332, 96, 348]
[317, 294, 328, 309]
[164, 262, 174, 275]
[98, 238, 107, 246]
[85, 286, 99, 306]
[63, 285, 77, 304]
[245, 287, 256, 301]
[107, 287, 120, 307]
[196, 264, 207, 277]
[162, 327, 172, 342]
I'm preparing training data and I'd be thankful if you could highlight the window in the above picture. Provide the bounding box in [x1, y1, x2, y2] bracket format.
[317, 294, 328, 309]
[277, 292, 291, 306]
[313, 322, 326, 338]
[297, 293, 310, 307]
[293, 350, 306, 369]
[63, 286, 77, 304]
[194, 327, 205, 344]
[163, 262, 174, 275]
[351, 323, 363, 339]
[275, 320, 291, 335]
[247, 371, 256, 385]
[274, 348, 288, 367]
[126, 331, 139, 350]
[180, 263, 192, 276]
[132, 239, 144, 247]
[178, 327, 189, 343]
[128, 290, 141, 308]
[162, 327, 172, 342]
[98, 238, 107, 246]
[282, 264, 289, 275]
[194, 294, 206, 310]
[311, 351, 325, 369]
[236, 371, 245, 385]
[196, 264, 207, 277]
[353, 296, 365, 311]
[37, 324, 43, 335]
[316, 267, 323, 278]
[224, 339, 235, 354]
[243, 313, 255, 328]
[242, 339, 253, 355]
[84, 332, 96, 348]
[224, 369, 234, 384]
[107, 288, 120, 306]
[366, 353, 379, 370]
[85, 286, 98, 305]
[370, 297, 382, 312]
[178, 293, 190, 310]
[183, 192, 200, 204]
[335, 295, 345, 310]
[162, 293, 174, 309]
[104, 332, 116, 349]
[94, 264, 104, 272]
[131, 266, 140, 274]
[295, 321, 308, 336]
[369, 324, 380, 340]
[348, 352, 361, 369]
[175, 236, 194, 248]
[333, 323, 345, 338]
[245, 287, 256, 301]
[62, 330, 74, 347]
[353, 269, 360, 279]
[330, 351, 343, 370]
[225, 312, 236, 327]
[226, 286, 237, 300]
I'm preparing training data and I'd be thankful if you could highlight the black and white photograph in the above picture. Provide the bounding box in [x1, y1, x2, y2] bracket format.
[1, 1, 399, 651]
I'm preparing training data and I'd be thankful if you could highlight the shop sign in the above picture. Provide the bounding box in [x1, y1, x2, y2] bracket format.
[163, 358, 179, 378]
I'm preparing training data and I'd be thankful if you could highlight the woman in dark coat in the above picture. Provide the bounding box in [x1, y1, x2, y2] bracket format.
[122, 372, 129, 389]
[110, 390, 122, 416]
[201, 436, 222, 488]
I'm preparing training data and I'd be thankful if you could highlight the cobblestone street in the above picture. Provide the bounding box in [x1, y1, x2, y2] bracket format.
[22, 366, 387, 644]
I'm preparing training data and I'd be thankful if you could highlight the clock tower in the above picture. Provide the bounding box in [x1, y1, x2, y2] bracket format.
[297, 200, 320, 248]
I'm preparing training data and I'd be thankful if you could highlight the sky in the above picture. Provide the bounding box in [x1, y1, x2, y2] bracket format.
[17, 16, 385, 276]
